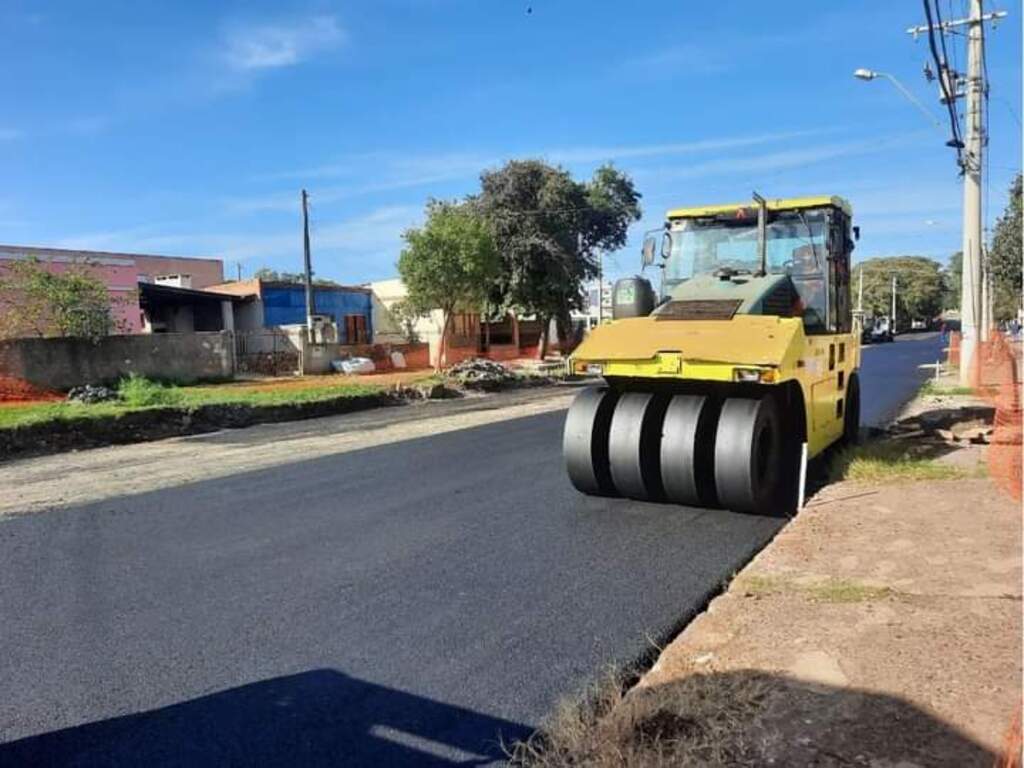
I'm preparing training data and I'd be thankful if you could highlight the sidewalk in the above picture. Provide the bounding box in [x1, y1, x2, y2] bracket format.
[515, 387, 1022, 767]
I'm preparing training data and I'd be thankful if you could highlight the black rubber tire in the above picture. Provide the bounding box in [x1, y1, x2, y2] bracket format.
[659, 395, 717, 506]
[842, 372, 861, 445]
[714, 395, 783, 515]
[563, 387, 619, 496]
[608, 392, 668, 500]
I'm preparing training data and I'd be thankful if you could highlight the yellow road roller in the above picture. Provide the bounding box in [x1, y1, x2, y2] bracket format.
[564, 194, 861, 515]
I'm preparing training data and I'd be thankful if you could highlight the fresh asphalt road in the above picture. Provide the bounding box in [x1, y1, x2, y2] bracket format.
[0, 333, 942, 767]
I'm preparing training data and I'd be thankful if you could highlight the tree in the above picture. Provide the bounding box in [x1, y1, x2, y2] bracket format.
[478, 160, 641, 357]
[398, 200, 499, 369]
[0, 257, 122, 341]
[253, 267, 339, 286]
[854, 256, 945, 327]
[388, 298, 422, 344]
[988, 173, 1022, 321]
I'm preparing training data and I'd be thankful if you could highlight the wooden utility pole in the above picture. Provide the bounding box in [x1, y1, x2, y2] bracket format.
[301, 189, 316, 342]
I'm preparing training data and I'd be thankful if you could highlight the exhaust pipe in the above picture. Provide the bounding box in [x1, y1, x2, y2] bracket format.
[752, 191, 767, 277]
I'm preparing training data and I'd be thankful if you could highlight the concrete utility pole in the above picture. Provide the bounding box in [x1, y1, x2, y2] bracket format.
[959, 0, 984, 380]
[907, 0, 1007, 385]
[891, 274, 898, 331]
[301, 189, 316, 342]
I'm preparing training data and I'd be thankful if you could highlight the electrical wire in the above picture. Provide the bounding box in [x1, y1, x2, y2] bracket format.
[932, 0, 965, 148]
[922, 0, 965, 167]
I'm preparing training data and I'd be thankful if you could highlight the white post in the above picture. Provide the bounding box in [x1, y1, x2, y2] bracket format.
[797, 442, 808, 511]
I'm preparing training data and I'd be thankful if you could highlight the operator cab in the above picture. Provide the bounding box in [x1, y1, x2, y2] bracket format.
[644, 196, 856, 335]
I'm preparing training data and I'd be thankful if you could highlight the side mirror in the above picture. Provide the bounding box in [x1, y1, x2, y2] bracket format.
[853, 225, 861, 241]
[660, 232, 673, 259]
[641, 235, 657, 267]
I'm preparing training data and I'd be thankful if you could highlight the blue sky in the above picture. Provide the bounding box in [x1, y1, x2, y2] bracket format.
[2, 1, 1020, 284]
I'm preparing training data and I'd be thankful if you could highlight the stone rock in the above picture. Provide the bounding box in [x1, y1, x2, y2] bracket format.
[418, 382, 459, 400]
[67, 385, 119, 404]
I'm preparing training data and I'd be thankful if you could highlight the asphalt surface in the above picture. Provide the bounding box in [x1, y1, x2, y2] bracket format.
[0, 333, 942, 767]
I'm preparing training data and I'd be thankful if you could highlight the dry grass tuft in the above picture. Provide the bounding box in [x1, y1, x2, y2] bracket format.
[508, 667, 775, 767]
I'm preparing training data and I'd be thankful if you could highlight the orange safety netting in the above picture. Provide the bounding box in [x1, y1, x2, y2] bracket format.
[950, 331, 1023, 501]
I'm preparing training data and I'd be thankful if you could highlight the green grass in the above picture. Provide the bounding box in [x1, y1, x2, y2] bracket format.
[0, 377, 387, 430]
[828, 439, 966, 483]
[737, 574, 895, 603]
[118, 373, 183, 407]
[920, 380, 975, 397]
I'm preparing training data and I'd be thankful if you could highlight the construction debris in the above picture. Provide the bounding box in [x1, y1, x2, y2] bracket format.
[67, 385, 119, 404]
[446, 358, 519, 391]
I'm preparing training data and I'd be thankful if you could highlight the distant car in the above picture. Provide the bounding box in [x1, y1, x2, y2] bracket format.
[871, 317, 895, 343]
[910, 319, 926, 331]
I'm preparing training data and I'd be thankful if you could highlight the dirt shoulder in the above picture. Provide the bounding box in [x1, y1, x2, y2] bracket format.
[515, 389, 1021, 767]
[0, 385, 576, 519]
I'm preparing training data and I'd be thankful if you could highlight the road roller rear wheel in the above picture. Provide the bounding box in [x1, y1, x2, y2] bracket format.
[713, 395, 785, 515]
[563, 387, 619, 496]
[608, 392, 669, 500]
[659, 394, 718, 507]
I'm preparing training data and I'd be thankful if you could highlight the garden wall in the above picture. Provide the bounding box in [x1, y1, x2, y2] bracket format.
[0, 332, 234, 391]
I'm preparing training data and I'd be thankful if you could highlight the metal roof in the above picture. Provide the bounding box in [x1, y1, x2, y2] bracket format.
[666, 195, 853, 219]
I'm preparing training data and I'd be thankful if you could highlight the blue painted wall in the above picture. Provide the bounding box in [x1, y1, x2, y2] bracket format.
[261, 285, 373, 343]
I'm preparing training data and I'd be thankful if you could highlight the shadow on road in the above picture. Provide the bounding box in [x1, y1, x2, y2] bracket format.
[0, 669, 530, 767]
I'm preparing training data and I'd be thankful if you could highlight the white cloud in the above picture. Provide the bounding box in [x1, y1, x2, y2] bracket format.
[234, 130, 828, 214]
[616, 44, 726, 78]
[52, 205, 422, 282]
[222, 15, 344, 72]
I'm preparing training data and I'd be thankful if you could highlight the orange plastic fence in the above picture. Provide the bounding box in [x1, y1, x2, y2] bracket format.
[951, 331, 1023, 501]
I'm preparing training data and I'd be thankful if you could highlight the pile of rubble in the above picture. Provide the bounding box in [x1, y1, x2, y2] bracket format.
[445, 358, 519, 391]
[891, 404, 995, 445]
[67, 385, 119, 404]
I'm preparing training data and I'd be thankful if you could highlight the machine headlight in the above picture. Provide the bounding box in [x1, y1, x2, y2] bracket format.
[734, 367, 778, 384]
[585, 363, 604, 376]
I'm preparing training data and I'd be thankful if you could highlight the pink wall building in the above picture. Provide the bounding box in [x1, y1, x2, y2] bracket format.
[0, 245, 224, 335]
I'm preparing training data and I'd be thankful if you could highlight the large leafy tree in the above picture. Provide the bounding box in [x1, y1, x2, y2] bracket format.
[478, 160, 641, 357]
[0, 257, 121, 341]
[988, 173, 1022, 321]
[398, 200, 499, 369]
[854, 256, 945, 327]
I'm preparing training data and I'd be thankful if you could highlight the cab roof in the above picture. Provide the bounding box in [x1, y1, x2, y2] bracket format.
[667, 195, 852, 219]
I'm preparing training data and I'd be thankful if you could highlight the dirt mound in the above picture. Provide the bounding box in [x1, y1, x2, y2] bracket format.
[0, 376, 62, 404]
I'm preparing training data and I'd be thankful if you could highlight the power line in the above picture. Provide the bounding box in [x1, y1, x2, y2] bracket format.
[922, 0, 965, 165]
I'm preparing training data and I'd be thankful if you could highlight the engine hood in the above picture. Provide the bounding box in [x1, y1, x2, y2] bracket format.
[658, 272, 796, 316]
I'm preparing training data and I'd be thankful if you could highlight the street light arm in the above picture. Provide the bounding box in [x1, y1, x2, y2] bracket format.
[854, 69, 944, 131]
[876, 72, 944, 130]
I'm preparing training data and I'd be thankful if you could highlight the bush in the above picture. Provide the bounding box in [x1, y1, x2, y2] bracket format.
[117, 374, 182, 407]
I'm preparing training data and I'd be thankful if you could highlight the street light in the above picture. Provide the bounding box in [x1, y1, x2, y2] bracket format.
[853, 68, 943, 129]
